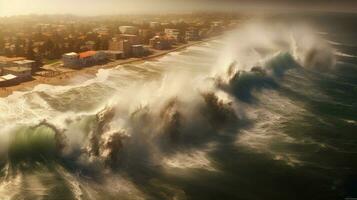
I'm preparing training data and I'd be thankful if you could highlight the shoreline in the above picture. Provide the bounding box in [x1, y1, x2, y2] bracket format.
[0, 37, 217, 98]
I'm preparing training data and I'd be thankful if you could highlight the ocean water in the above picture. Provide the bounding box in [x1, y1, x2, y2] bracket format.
[0, 13, 357, 200]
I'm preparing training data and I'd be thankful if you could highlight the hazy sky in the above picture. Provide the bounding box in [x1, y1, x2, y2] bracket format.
[0, 0, 356, 16]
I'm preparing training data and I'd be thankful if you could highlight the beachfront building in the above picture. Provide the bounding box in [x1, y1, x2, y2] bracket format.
[131, 45, 145, 57]
[149, 36, 172, 50]
[13, 59, 38, 73]
[118, 34, 140, 45]
[108, 38, 132, 58]
[78, 51, 107, 67]
[119, 26, 138, 35]
[109, 34, 143, 58]
[0, 56, 38, 75]
[84, 41, 96, 50]
[0, 74, 18, 87]
[164, 29, 184, 43]
[13, 60, 36, 68]
[0, 56, 26, 67]
[0, 56, 36, 86]
[104, 51, 124, 60]
[109, 38, 123, 51]
[138, 29, 154, 44]
[62, 51, 107, 68]
[0, 56, 26, 74]
[2, 66, 32, 80]
[62, 52, 80, 68]
[185, 27, 200, 41]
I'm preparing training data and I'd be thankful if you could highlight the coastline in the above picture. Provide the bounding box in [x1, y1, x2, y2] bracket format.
[0, 37, 218, 98]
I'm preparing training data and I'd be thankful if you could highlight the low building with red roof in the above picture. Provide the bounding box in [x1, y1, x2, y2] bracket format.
[79, 51, 96, 58]
[62, 51, 107, 68]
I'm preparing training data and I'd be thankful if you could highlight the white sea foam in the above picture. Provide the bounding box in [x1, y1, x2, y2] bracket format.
[335, 51, 357, 58]
[163, 150, 217, 171]
[236, 90, 308, 166]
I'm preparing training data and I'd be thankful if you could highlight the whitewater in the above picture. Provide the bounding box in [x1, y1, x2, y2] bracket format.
[0, 20, 357, 200]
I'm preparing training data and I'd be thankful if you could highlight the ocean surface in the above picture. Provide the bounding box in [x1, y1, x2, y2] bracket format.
[0, 13, 357, 200]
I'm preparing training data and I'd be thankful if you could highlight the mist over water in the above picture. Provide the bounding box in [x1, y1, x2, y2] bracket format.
[1, 16, 357, 199]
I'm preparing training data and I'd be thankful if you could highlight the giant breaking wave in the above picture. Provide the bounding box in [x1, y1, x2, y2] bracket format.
[0, 22, 337, 199]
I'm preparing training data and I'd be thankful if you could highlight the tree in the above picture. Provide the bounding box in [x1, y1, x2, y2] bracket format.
[51, 43, 61, 59]
[26, 40, 35, 60]
[0, 31, 4, 50]
[100, 37, 109, 50]
[14, 39, 25, 57]
[94, 37, 101, 50]
[4, 47, 13, 57]
[46, 39, 55, 50]
[43, 39, 55, 57]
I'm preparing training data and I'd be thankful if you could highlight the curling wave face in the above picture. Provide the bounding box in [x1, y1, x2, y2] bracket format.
[0, 21, 356, 199]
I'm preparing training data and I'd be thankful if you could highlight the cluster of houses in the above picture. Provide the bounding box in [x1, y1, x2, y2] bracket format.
[0, 56, 38, 86]
[61, 25, 205, 68]
[0, 18, 231, 86]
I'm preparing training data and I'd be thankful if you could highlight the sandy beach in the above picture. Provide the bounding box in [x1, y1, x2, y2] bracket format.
[0, 38, 215, 98]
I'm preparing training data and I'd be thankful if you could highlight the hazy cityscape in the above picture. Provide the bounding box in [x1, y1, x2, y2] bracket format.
[0, 14, 238, 93]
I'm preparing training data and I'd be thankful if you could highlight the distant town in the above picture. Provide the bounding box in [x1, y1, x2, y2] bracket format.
[0, 13, 241, 88]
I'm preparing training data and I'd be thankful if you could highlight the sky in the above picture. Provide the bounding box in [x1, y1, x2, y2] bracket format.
[0, 0, 357, 16]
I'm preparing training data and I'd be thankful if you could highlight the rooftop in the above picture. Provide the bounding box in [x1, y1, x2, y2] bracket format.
[79, 51, 96, 58]
[119, 26, 136, 28]
[120, 34, 138, 37]
[13, 60, 36, 65]
[165, 28, 180, 32]
[3, 66, 32, 72]
[65, 52, 78, 56]
[1, 74, 17, 80]
[105, 50, 123, 54]
[0, 56, 26, 62]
